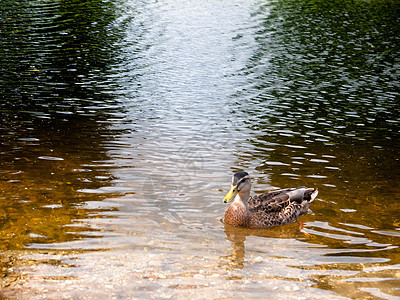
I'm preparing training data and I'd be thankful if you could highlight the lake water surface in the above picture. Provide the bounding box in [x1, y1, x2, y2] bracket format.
[1, 0, 400, 298]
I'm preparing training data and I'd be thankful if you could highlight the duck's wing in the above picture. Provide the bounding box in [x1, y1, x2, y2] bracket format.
[248, 187, 318, 228]
[249, 189, 290, 213]
[249, 187, 309, 213]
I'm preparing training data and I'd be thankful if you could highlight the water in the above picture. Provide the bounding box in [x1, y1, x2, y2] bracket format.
[1, 0, 400, 298]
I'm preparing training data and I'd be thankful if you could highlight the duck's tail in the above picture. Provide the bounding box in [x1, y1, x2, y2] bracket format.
[304, 188, 318, 202]
[299, 188, 318, 215]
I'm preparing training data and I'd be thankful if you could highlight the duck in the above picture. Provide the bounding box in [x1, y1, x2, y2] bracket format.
[223, 171, 318, 228]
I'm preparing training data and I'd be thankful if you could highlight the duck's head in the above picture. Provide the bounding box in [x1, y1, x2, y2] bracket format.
[223, 171, 251, 203]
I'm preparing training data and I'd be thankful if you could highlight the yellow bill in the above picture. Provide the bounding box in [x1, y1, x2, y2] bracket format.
[223, 185, 238, 203]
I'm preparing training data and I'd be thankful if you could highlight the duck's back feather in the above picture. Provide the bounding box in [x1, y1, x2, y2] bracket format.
[248, 187, 316, 216]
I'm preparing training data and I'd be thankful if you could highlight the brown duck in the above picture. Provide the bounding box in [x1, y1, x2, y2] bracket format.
[223, 172, 318, 228]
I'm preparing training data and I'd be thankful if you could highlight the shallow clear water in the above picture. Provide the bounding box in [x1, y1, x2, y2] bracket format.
[1, 0, 400, 298]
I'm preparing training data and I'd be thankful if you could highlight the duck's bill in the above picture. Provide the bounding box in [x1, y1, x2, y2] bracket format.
[223, 185, 238, 203]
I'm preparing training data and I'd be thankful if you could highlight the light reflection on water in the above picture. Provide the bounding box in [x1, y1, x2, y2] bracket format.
[1, 0, 400, 298]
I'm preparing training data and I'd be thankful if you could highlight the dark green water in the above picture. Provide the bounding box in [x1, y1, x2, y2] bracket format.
[1, 0, 400, 298]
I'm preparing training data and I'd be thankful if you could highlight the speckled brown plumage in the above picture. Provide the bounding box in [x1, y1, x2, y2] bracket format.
[223, 172, 318, 229]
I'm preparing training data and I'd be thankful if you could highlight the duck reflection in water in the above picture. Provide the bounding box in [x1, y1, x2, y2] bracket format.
[220, 222, 311, 270]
